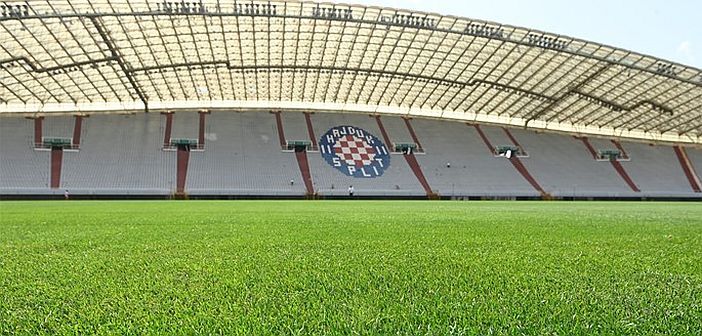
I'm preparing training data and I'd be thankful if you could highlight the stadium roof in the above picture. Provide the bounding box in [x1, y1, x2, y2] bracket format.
[1, 1, 701, 144]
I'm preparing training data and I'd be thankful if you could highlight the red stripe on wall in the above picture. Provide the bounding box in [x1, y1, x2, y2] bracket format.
[577, 137, 598, 159]
[72, 116, 83, 147]
[475, 124, 546, 196]
[162, 112, 173, 146]
[610, 160, 641, 192]
[509, 156, 546, 195]
[376, 115, 434, 196]
[272, 111, 286, 149]
[503, 127, 525, 152]
[404, 152, 434, 196]
[611, 140, 629, 159]
[198, 111, 208, 148]
[295, 150, 315, 195]
[471, 124, 495, 154]
[303, 112, 318, 148]
[34, 117, 44, 147]
[176, 147, 190, 194]
[50, 147, 63, 189]
[579, 137, 639, 192]
[402, 117, 423, 151]
[674, 146, 701, 193]
[373, 115, 393, 147]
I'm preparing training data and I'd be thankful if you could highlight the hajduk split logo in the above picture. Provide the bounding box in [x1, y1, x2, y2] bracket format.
[320, 126, 390, 178]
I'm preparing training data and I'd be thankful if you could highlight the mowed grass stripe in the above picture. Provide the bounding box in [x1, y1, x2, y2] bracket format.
[0, 201, 701, 335]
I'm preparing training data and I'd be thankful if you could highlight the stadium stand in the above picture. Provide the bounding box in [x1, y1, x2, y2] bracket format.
[307, 113, 425, 196]
[684, 149, 702, 187]
[1, 112, 701, 199]
[411, 119, 537, 197]
[186, 112, 306, 196]
[618, 142, 698, 196]
[0, 1, 700, 199]
[61, 114, 175, 195]
[0, 117, 51, 193]
[507, 130, 635, 197]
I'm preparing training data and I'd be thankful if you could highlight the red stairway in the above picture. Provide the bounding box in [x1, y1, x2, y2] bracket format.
[274, 111, 315, 195]
[304, 112, 318, 149]
[31, 116, 44, 147]
[198, 110, 209, 148]
[50, 148, 63, 189]
[472, 124, 547, 196]
[176, 147, 190, 195]
[578, 137, 640, 192]
[673, 146, 701, 193]
[162, 112, 174, 147]
[295, 151, 315, 195]
[376, 116, 435, 197]
[72, 116, 84, 147]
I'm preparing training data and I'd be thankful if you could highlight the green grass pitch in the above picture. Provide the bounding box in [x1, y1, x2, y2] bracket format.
[1, 201, 701, 335]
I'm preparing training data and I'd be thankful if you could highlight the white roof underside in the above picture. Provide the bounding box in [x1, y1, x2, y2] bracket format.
[1, 0, 701, 143]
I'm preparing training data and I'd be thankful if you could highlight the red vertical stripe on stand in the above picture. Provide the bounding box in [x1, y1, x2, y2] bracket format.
[34, 117, 44, 147]
[50, 148, 63, 189]
[508, 156, 546, 195]
[472, 124, 495, 154]
[373, 115, 393, 147]
[577, 136, 598, 159]
[674, 146, 701, 192]
[72, 116, 83, 147]
[303, 112, 318, 148]
[376, 115, 434, 197]
[162, 112, 174, 147]
[611, 140, 629, 159]
[295, 151, 315, 195]
[198, 111, 207, 148]
[272, 111, 286, 149]
[503, 127, 525, 152]
[402, 117, 423, 151]
[610, 160, 640, 192]
[176, 147, 190, 194]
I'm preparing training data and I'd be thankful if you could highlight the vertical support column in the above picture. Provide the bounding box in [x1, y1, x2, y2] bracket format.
[162, 111, 174, 147]
[72, 115, 84, 147]
[198, 110, 209, 149]
[176, 147, 190, 194]
[50, 147, 63, 189]
[303, 112, 318, 149]
[673, 146, 701, 193]
[32, 116, 44, 147]
[272, 110, 286, 149]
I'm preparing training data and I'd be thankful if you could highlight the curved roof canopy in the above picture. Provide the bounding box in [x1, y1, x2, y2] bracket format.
[1, 1, 701, 143]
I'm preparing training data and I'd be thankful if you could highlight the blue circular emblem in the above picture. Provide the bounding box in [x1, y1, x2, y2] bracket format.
[319, 125, 391, 178]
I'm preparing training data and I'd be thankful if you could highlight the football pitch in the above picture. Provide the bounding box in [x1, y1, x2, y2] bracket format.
[1, 201, 701, 335]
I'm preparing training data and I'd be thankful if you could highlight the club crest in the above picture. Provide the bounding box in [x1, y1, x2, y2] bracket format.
[319, 126, 390, 178]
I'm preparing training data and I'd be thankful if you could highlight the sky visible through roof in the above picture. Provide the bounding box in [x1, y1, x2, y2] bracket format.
[326, 0, 701, 69]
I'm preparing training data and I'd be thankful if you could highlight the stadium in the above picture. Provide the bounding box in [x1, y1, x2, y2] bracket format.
[1, 0, 701, 334]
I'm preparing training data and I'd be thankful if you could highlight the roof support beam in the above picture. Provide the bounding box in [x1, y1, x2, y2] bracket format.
[89, 17, 148, 111]
[525, 63, 612, 125]
[4, 11, 700, 86]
